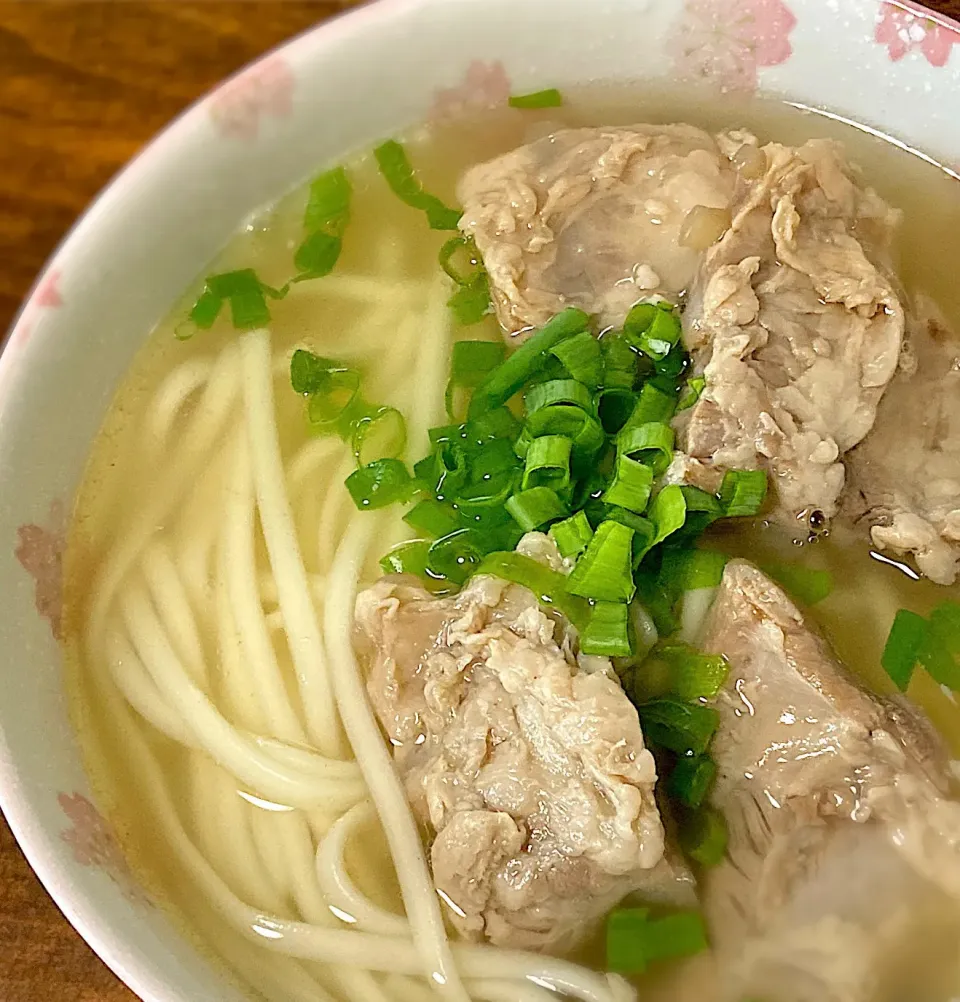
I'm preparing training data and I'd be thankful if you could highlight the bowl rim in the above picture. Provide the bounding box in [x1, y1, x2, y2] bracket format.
[2, 0, 960, 999]
[0, 4, 420, 999]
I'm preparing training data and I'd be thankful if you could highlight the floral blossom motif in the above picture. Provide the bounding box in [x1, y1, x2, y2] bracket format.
[429, 60, 512, 123]
[15, 499, 65, 640]
[58, 792, 150, 907]
[209, 55, 295, 140]
[668, 0, 798, 92]
[33, 269, 62, 308]
[875, 2, 960, 67]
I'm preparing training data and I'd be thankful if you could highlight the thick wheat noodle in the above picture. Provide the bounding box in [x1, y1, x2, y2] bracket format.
[87, 341, 242, 653]
[317, 453, 355, 572]
[145, 356, 214, 455]
[118, 582, 364, 810]
[222, 431, 308, 743]
[104, 628, 199, 748]
[405, 275, 453, 461]
[241, 329, 345, 759]
[315, 802, 408, 937]
[141, 540, 208, 688]
[323, 512, 471, 1002]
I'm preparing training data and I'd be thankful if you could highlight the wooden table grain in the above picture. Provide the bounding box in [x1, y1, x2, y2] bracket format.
[3, 1, 960, 999]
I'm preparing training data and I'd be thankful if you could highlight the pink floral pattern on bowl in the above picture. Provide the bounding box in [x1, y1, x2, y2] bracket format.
[668, 0, 798, 92]
[209, 55, 295, 140]
[59, 793, 151, 908]
[428, 60, 512, 123]
[876, 1, 960, 66]
[15, 499, 66, 641]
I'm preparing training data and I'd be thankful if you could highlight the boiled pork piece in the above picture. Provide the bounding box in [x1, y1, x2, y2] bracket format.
[354, 534, 694, 953]
[844, 296, 960, 584]
[457, 124, 736, 337]
[689, 560, 960, 1001]
[670, 136, 904, 531]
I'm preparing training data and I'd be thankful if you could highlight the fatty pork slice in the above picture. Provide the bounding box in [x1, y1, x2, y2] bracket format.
[457, 124, 735, 338]
[673, 137, 905, 531]
[844, 295, 960, 584]
[688, 559, 960, 1002]
[354, 536, 692, 953]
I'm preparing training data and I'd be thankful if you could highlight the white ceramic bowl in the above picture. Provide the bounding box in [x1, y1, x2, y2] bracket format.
[2, 0, 960, 998]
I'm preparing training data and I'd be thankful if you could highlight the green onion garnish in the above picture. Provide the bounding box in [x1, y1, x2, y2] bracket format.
[525, 405, 606, 463]
[425, 529, 485, 584]
[182, 269, 275, 334]
[508, 88, 563, 109]
[467, 308, 590, 418]
[290, 348, 342, 394]
[622, 383, 678, 428]
[506, 486, 568, 531]
[930, 601, 960, 656]
[345, 458, 417, 510]
[660, 645, 729, 701]
[550, 331, 603, 389]
[680, 807, 729, 868]
[719, 469, 768, 517]
[602, 455, 654, 514]
[293, 166, 353, 280]
[404, 498, 461, 539]
[881, 608, 926, 692]
[307, 371, 361, 428]
[549, 510, 594, 559]
[668, 755, 717, 810]
[522, 435, 572, 492]
[623, 301, 682, 361]
[646, 485, 688, 551]
[600, 333, 638, 390]
[476, 550, 589, 628]
[567, 520, 636, 604]
[380, 539, 431, 577]
[637, 698, 719, 756]
[618, 422, 675, 476]
[525, 378, 595, 416]
[761, 561, 833, 606]
[606, 908, 708, 974]
[660, 548, 727, 594]
[445, 340, 507, 419]
[581, 601, 633, 657]
[373, 139, 462, 230]
[448, 279, 493, 326]
[677, 375, 705, 412]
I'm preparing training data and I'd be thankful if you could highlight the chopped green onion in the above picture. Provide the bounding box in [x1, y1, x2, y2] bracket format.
[303, 166, 351, 234]
[677, 376, 705, 412]
[307, 370, 362, 427]
[596, 388, 637, 435]
[525, 379, 595, 416]
[761, 561, 833, 606]
[618, 422, 675, 475]
[468, 308, 590, 418]
[680, 807, 728, 868]
[380, 539, 431, 577]
[637, 698, 719, 756]
[646, 485, 688, 551]
[294, 230, 343, 279]
[581, 601, 633, 657]
[290, 349, 342, 395]
[431, 441, 469, 496]
[601, 333, 638, 390]
[660, 548, 727, 594]
[446, 340, 507, 418]
[549, 510, 594, 559]
[352, 406, 406, 465]
[720, 469, 768, 517]
[465, 407, 521, 446]
[668, 755, 717, 810]
[203, 269, 271, 329]
[448, 277, 492, 326]
[918, 628, 960, 690]
[508, 87, 563, 109]
[522, 435, 572, 492]
[659, 645, 730, 701]
[624, 302, 682, 361]
[622, 383, 678, 429]
[506, 486, 568, 531]
[345, 459, 416, 510]
[602, 455, 654, 514]
[525, 405, 606, 463]
[567, 520, 636, 604]
[550, 331, 602, 388]
[634, 572, 680, 637]
[403, 498, 461, 539]
[881, 609, 926, 692]
[930, 601, 960, 656]
[475, 550, 589, 627]
[606, 908, 708, 974]
[439, 236, 484, 287]
[373, 139, 461, 230]
[602, 507, 656, 561]
[187, 288, 222, 331]
[426, 529, 485, 585]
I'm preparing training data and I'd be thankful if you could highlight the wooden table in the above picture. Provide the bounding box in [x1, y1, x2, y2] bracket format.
[2, 0, 960, 999]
